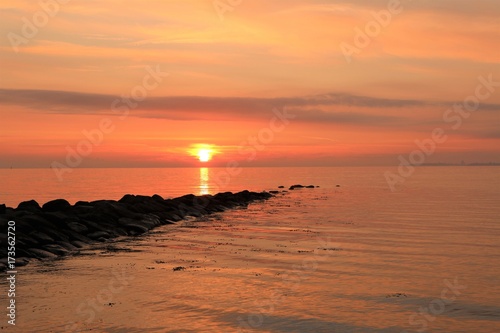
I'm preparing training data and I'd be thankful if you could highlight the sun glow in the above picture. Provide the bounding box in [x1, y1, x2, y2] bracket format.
[188, 144, 218, 163]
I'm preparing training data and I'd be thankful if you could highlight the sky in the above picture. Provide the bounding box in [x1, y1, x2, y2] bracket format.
[0, 0, 499, 168]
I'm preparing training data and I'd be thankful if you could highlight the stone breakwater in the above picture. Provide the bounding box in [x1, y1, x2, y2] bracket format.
[0, 190, 273, 270]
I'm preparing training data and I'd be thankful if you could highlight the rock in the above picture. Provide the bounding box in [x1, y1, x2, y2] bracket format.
[43, 244, 70, 256]
[87, 231, 111, 240]
[29, 231, 55, 244]
[278, 186, 285, 189]
[56, 241, 79, 251]
[43, 211, 74, 228]
[65, 230, 93, 244]
[289, 184, 305, 190]
[18, 213, 55, 232]
[123, 223, 149, 235]
[1, 189, 274, 266]
[269, 191, 280, 194]
[306, 185, 315, 188]
[42, 199, 72, 212]
[28, 248, 58, 259]
[17, 200, 41, 212]
[15, 258, 30, 267]
[71, 240, 88, 248]
[173, 266, 185, 271]
[67, 222, 88, 233]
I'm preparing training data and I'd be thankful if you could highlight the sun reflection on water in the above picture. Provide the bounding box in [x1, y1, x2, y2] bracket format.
[199, 167, 209, 195]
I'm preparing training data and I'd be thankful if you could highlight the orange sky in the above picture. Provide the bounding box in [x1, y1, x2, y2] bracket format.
[0, 0, 499, 168]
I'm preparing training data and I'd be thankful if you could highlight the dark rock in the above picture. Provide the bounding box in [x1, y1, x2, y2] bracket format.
[56, 241, 79, 251]
[269, 191, 280, 194]
[15, 258, 30, 267]
[28, 248, 58, 259]
[43, 211, 75, 228]
[74, 201, 91, 206]
[278, 186, 285, 189]
[173, 266, 185, 271]
[65, 230, 93, 243]
[18, 213, 55, 232]
[1, 189, 274, 267]
[87, 231, 111, 240]
[42, 199, 72, 212]
[42, 227, 71, 242]
[17, 233, 40, 248]
[306, 185, 315, 188]
[67, 222, 88, 233]
[289, 184, 305, 190]
[123, 223, 149, 235]
[17, 200, 41, 212]
[71, 240, 88, 248]
[29, 231, 55, 244]
[43, 244, 70, 256]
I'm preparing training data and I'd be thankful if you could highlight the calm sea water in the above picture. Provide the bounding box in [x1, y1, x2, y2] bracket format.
[1, 167, 499, 332]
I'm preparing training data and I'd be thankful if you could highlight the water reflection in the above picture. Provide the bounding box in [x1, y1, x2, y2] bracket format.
[199, 167, 209, 195]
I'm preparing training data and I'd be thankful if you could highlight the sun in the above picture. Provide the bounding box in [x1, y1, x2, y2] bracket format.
[197, 149, 212, 162]
[188, 144, 218, 163]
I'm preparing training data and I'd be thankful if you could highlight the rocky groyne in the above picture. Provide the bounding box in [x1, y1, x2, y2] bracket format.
[0, 190, 273, 270]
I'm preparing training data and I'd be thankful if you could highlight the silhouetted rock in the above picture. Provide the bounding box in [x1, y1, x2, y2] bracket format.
[42, 199, 71, 212]
[0, 190, 273, 270]
[28, 248, 58, 259]
[289, 184, 318, 190]
[17, 200, 41, 212]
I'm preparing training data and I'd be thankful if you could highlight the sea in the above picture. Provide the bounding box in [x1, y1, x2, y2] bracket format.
[0, 166, 499, 332]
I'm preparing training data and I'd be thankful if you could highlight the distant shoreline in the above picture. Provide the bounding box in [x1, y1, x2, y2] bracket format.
[1, 164, 500, 170]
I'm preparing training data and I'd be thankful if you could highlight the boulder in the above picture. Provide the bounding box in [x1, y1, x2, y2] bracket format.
[29, 231, 55, 245]
[42, 199, 72, 212]
[67, 222, 88, 233]
[17, 200, 41, 212]
[123, 223, 149, 235]
[43, 244, 70, 256]
[28, 248, 58, 259]
[87, 231, 111, 240]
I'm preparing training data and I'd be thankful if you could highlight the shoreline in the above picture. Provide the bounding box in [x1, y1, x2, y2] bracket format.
[0, 190, 274, 270]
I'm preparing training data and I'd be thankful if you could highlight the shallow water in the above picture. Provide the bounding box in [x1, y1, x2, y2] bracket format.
[1, 167, 499, 332]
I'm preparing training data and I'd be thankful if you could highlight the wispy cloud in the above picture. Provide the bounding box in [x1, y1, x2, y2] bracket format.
[1, 89, 498, 125]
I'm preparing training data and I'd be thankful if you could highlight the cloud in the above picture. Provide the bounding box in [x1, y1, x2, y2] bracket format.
[1, 88, 498, 128]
